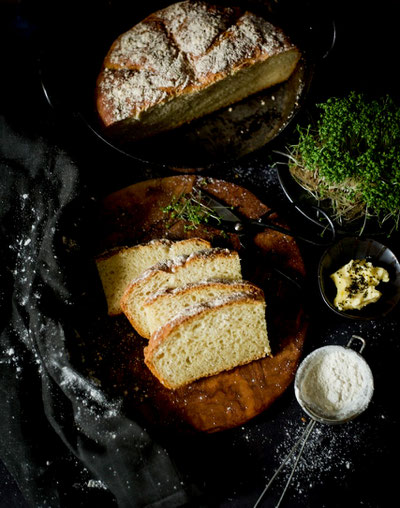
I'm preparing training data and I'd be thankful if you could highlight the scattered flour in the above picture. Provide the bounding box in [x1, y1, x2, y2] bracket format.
[87, 479, 108, 490]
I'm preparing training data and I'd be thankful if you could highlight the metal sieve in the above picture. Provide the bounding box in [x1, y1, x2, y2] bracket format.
[254, 335, 374, 508]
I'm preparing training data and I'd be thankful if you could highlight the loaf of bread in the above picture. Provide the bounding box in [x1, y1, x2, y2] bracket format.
[144, 292, 270, 389]
[144, 279, 262, 335]
[96, 238, 211, 315]
[96, 0, 301, 140]
[120, 248, 242, 338]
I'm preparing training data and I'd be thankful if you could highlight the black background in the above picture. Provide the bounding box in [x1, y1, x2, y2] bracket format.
[1, 1, 399, 507]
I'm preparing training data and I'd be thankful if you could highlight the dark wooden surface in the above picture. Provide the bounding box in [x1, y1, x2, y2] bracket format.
[95, 175, 308, 432]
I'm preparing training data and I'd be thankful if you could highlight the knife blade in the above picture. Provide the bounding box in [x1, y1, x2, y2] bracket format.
[199, 188, 336, 247]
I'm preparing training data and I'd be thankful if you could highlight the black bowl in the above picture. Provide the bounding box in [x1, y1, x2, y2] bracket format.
[318, 237, 400, 320]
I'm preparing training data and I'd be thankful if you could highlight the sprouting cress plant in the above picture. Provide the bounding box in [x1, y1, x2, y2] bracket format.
[287, 91, 400, 231]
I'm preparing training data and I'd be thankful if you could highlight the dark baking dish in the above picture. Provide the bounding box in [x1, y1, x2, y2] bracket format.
[38, 0, 335, 171]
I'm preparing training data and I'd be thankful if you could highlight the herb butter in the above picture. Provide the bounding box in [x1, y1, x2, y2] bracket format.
[330, 259, 389, 311]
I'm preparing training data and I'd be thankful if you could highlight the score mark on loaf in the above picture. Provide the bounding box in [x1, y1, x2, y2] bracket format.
[95, 0, 301, 140]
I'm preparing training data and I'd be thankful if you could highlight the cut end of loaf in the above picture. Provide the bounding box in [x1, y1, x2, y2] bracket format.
[144, 294, 270, 389]
[102, 48, 300, 140]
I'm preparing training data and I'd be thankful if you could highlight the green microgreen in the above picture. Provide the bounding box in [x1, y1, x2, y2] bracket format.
[162, 188, 224, 232]
[287, 91, 400, 229]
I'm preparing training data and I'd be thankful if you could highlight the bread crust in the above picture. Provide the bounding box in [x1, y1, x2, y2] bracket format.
[95, 240, 171, 264]
[95, 237, 210, 263]
[95, 0, 300, 135]
[143, 279, 263, 306]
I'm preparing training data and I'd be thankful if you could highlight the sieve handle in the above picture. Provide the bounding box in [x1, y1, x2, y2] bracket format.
[346, 335, 366, 354]
[253, 418, 317, 508]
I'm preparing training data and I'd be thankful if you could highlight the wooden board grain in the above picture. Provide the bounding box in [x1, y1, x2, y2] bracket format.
[93, 175, 308, 433]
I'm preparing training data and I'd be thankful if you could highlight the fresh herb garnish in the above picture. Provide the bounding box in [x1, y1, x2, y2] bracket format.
[287, 92, 400, 230]
[162, 188, 224, 232]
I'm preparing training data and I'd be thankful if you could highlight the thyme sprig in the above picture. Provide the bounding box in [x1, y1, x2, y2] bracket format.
[287, 92, 400, 230]
[162, 188, 224, 232]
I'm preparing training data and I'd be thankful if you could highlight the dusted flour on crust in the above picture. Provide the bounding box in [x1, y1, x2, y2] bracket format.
[96, 0, 300, 138]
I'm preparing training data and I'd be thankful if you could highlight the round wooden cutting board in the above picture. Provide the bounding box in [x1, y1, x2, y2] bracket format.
[93, 175, 308, 433]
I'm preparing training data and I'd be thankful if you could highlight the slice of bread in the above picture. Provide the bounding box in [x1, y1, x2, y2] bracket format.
[96, 238, 211, 315]
[120, 248, 242, 338]
[144, 280, 263, 335]
[144, 293, 270, 389]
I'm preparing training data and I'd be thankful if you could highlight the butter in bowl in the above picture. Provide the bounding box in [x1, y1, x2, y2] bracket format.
[318, 237, 400, 320]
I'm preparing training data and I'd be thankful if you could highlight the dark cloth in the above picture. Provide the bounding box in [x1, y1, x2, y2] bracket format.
[0, 113, 199, 507]
[0, 4, 196, 505]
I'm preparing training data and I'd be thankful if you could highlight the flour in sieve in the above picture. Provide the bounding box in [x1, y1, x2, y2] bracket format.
[297, 346, 374, 420]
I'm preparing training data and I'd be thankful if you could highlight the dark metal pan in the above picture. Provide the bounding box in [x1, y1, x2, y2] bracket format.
[38, 0, 335, 171]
